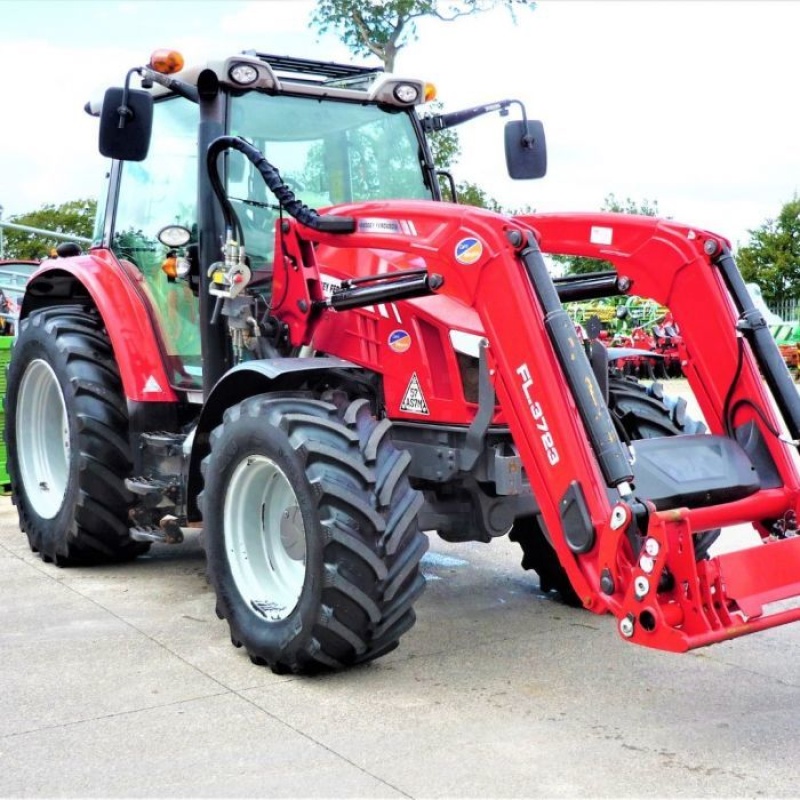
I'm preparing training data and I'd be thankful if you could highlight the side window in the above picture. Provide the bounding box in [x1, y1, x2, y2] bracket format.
[113, 96, 198, 267]
[111, 96, 201, 384]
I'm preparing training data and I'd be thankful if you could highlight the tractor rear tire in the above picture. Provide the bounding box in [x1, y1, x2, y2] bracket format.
[510, 376, 710, 607]
[200, 393, 428, 674]
[607, 375, 707, 439]
[6, 306, 147, 565]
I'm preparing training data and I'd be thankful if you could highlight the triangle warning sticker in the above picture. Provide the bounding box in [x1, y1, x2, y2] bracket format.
[400, 372, 429, 415]
[142, 375, 163, 394]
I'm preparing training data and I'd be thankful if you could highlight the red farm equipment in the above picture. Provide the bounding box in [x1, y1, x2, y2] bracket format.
[7, 49, 800, 674]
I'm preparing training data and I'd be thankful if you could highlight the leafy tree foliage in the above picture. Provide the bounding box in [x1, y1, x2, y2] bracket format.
[439, 179, 534, 214]
[737, 196, 800, 306]
[2, 199, 96, 261]
[554, 194, 660, 275]
[441, 180, 501, 210]
[311, 0, 535, 72]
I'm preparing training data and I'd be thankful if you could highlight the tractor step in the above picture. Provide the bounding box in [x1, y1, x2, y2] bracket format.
[126, 476, 174, 496]
[141, 431, 186, 448]
[130, 514, 184, 545]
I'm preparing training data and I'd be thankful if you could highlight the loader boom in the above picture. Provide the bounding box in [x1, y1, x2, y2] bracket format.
[273, 199, 800, 651]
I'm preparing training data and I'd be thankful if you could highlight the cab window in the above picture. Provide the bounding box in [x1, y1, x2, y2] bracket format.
[111, 96, 201, 388]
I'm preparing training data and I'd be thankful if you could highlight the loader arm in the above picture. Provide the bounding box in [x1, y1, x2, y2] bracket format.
[276, 200, 800, 653]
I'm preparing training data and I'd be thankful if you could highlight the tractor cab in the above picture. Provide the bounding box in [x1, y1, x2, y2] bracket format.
[90, 49, 544, 394]
[90, 51, 440, 393]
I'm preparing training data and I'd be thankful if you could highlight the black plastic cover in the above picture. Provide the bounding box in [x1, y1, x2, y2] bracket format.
[631, 435, 761, 510]
[560, 481, 596, 554]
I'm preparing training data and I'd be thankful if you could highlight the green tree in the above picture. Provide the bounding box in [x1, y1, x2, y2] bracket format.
[3, 199, 96, 260]
[554, 194, 660, 275]
[441, 180, 501, 210]
[737, 196, 800, 306]
[311, 0, 535, 73]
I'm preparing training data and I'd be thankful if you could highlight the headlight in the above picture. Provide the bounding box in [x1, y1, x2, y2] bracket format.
[157, 225, 192, 248]
[393, 83, 419, 104]
[229, 63, 259, 85]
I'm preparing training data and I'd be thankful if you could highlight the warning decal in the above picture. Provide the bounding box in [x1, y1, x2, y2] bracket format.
[400, 372, 429, 415]
[142, 375, 163, 394]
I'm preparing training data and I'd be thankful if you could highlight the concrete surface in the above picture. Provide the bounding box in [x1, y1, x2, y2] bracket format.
[2, 380, 800, 798]
[2, 495, 800, 798]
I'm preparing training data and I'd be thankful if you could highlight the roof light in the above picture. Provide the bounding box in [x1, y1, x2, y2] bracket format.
[424, 82, 437, 102]
[393, 83, 419, 104]
[149, 49, 184, 75]
[229, 63, 259, 85]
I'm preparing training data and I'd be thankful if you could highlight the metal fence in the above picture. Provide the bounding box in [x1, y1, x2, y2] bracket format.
[769, 299, 800, 322]
[0, 220, 92, 259]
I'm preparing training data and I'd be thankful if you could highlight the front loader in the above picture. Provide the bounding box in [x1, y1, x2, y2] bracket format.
[6, 49, 800, 673]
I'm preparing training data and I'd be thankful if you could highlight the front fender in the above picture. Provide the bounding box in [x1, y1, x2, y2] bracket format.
[20, 249, 177, 403]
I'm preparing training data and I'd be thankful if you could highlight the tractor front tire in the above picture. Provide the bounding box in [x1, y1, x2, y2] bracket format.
[200, 394, 428, 674]
[6, 306, 147, 565]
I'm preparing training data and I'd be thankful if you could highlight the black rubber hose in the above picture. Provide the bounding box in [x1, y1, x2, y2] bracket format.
[206, 136, 355, 234]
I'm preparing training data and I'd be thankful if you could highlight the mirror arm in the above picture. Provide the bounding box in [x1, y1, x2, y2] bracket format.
[423, 98, 520, 132]
[139, 67, 200, 104]
[116, 68, 143, 129]
[507, 100, 535, 148]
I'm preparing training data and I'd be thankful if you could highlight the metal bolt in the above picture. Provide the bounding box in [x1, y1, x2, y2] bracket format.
[619, 615, 635, 638]
[610, 505, 627, 530]
[506, 229, 523, 248]
[634, 575, 650, 599]
[639, 554, 655, 574]
[644, 538, 660, 557]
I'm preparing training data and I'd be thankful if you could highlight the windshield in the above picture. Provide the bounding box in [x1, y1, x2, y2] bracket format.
[228, 92, 432, 265]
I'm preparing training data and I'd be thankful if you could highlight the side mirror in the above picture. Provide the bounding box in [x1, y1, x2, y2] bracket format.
[98, 87, 153, 162]
[505, 119, 546, 180]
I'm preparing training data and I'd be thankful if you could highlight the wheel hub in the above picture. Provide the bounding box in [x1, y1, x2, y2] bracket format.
[16, 359, 70, 519]
[224, 455, 307, 622]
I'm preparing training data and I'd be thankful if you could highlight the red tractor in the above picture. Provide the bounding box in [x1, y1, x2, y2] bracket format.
[7, 49, 800, 674]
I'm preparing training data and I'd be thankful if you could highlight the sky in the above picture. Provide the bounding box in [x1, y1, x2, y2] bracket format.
[1, 0, 799, 248]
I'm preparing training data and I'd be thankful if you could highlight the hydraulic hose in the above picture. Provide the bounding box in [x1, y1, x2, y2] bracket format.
[206, 136, 355, 234]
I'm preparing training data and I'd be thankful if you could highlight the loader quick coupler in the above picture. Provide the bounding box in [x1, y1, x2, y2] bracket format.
[598, 498, 651, 599]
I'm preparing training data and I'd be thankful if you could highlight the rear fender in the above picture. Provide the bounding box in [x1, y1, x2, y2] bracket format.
[19, 250, 177, 403]
[186, 356, 363, 521]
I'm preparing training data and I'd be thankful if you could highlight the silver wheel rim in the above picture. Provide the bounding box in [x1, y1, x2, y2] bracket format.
[16, 359, 70, 520]
[224, 455, 307, 622]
